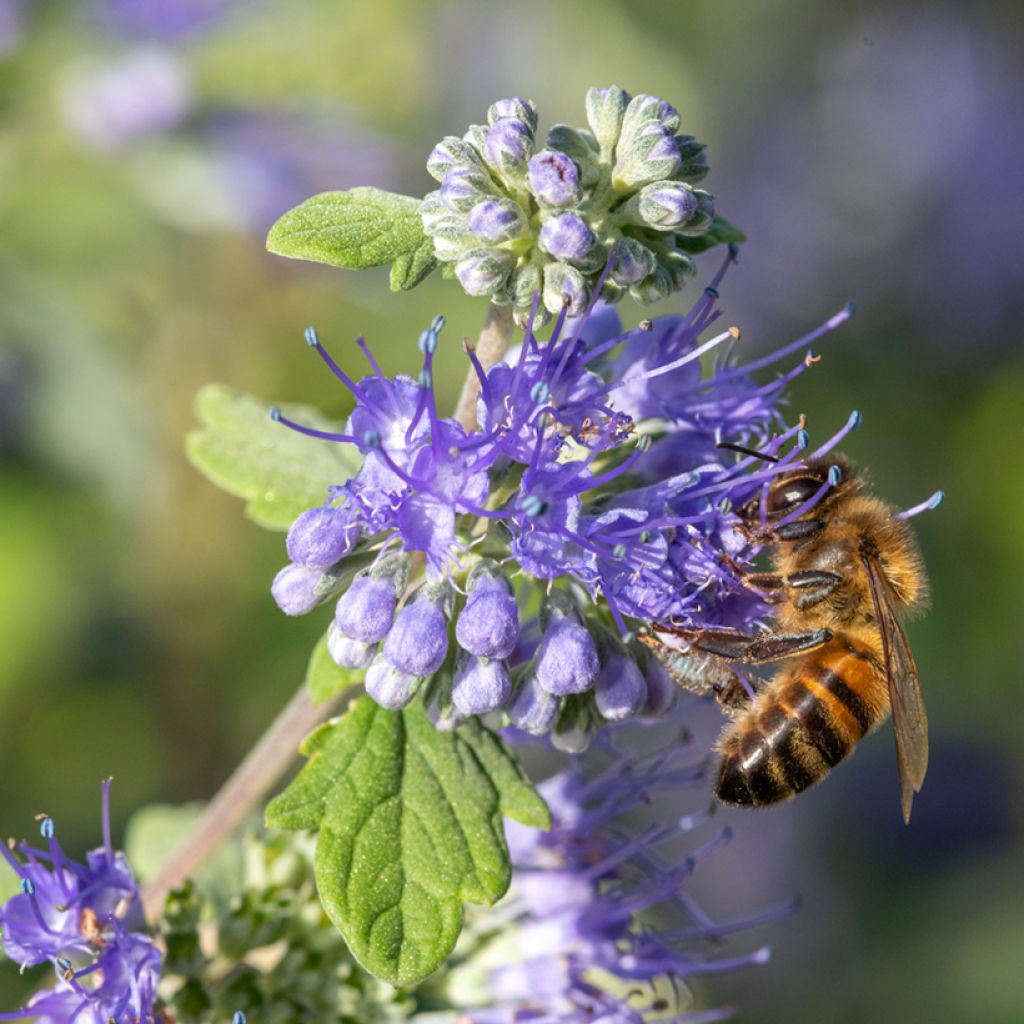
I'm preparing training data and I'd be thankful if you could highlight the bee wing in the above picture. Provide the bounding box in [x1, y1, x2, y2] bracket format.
[862, 552, 929, 824]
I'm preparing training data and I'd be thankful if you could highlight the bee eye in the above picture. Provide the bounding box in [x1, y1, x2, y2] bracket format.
[767, 475, 823, 515]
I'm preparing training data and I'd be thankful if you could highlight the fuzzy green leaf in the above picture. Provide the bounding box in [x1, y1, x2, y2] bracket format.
[268, 188, 436, 290]
[306, 631, 364, 705]
[265, 695, 549, 985]
[186, 384, 360, 531]
[675, 214, 747, 255]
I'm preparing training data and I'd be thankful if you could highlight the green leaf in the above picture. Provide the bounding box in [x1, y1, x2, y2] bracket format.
[675, 214, 747, 255]
[186, 384, 360, 530]
[306, 631, 364, 705]
[268, 188, 436, 291]
[389, 234, 438, 291]
[265, 695, 549, 986]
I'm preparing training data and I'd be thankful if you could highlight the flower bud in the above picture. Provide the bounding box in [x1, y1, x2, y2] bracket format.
[674, 189, 715, 237]
[487, 97, 538, 136]
[335, 575, 397, 643]
[637, 650, 678, 716]
[527, 150, 581, 208]
[482, 117, 533, 180]
[365, 656, 420, 710]
[675, 135, 709, 182]
[508, 677, 561, 735]
[426, 135, 484, 182]
[286, 505, 360, 568]
[440, 165, 495, 213]
[542, 262, 588, 316]
[327, 623, 376, 669]
[535, 614, 600, 696]
[539, 212, 595, 264]
[456, 573, 519, 658]
[551, 713, 595, 753]
[630, 265, 675, 306]
[455, 248, 517, 297]
[512, 263, 543, 320]
[421, 191, 471, 242]
[612, 124, 681, 189]
[584, 85, 630, 150]
[271, 563, 326, 616]
[467, 198, 527, 244]
[619, 93, 681, 145]
[609, 236, 656, 285]
[594, 651, 647, 720]
[382, 583, 450, 676]
[452, 655, 512, 715]
[637, 181, 699, 230]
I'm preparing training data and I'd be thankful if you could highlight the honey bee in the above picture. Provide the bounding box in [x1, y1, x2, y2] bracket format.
[644, 451, 931, 823]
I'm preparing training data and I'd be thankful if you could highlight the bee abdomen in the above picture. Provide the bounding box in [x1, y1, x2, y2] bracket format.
[715, 640, 884, 807]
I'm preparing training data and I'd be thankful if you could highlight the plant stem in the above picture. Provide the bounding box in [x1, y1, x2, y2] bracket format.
[454, 301, 515, 431]
[140, 681, 347, 920]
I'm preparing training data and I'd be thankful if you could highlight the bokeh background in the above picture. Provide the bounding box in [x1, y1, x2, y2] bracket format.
[1, 0, 1021, 1020]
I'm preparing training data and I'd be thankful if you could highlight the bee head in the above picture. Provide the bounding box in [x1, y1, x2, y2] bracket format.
[737, 453, 861, 528]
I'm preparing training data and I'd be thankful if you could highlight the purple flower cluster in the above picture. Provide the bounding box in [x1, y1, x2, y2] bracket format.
[272, 250, 855, 743]
[422, 88, 717, 323]
[443, 731, 792, 1022]
[0, 780, 161, 1024]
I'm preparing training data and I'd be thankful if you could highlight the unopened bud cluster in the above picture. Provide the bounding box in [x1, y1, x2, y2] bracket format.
[422, 87, 716, 323]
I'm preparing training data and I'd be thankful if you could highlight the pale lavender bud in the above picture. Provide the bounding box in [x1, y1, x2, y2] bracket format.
[365, 656, 420, 710]
[535, 618, 600, 696]
[542, 262, 588, 316]
[440, 165, 494, 213]
[675, 189, 715, 237]
[539, 213, 595, 263]
[487, 98, 538, 136]
[638, 652, 678, 716]
[508, 677, 561, 735]
[619, 93, 681, 145]
[286, 505, 360, 568]
[452, 656, 512, 715]
[426, 135, 483, 182]
[609, 237, 656, 285]
[271, 563, 325, 616]
[456, 576, 519, 658]
[585, 86, 630, 150]
[594, 651, 647, 720]
[335, 575, 397, 642]
[546, 124, 599, 167]
[455, 248, 516, 296]
[527, 150, 581, 208]
[482, 117, 533, 178]
[630, 265, 675, 305]
[327, 624, 376, 669]
[383, 589, 449, 676]
[637, 181, 699, 229]
[676, 135, 709, 182]
[421, 191, 470, 241]
[612, 124, 681, 189]
[467, 198, 527, 244]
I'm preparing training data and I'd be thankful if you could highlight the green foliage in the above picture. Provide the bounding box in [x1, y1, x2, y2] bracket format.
[265, 695, 549, 986]
[307, 631, 364, 704]
[267, 188, 437, 290]
[186, 384, 360, 531]
[675, 214, 746, 254]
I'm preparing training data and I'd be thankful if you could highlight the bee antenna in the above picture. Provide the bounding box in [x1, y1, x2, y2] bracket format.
[715, 441, 780, 464]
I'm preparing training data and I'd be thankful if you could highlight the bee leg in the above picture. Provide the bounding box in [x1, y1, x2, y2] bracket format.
[682, 625, 834, 665]
[743, 569, 844, 608]
[713, 673, 756, 714]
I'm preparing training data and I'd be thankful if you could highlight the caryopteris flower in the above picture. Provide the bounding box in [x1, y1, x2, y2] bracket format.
[270, 248, 857, 746]
[436, 731, 794, 1022]
[422, 87, 723, 324]
[0, 780, 162, 1024]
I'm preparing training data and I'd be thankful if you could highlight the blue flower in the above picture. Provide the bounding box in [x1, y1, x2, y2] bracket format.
[271, 250, 856, 740]
[0, 780, 161, 1024]
[440, 725, 794, 1022]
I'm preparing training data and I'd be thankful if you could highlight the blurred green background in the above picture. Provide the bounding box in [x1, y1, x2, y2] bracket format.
[1, 0, 1021, 1020]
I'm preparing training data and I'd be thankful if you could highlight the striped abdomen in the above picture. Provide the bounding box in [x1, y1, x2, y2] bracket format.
[715, 636, 889, 807]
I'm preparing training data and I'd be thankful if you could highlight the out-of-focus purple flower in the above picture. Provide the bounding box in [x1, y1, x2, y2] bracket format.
[443, 731, 789, 1022]
[0, 0, 27, 56]
[94, 0, 233, 40]
[0, 781, 161, 1023]
[271, 251, 856, 738]
[59, 48, 192, 149]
